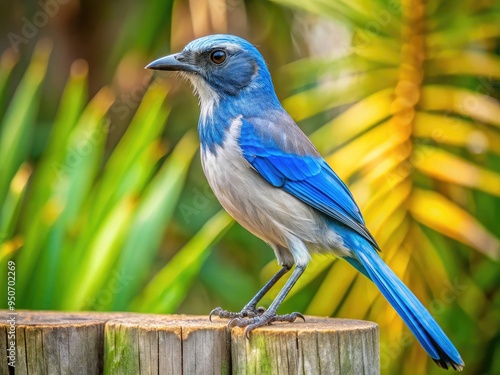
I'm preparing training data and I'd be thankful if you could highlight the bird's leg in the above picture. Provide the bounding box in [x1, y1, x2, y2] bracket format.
[228, 265, 306, 336]
[209, 265, 291, 321]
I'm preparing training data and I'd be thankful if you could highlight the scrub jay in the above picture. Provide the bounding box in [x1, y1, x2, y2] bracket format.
[147, 34, 464, 370]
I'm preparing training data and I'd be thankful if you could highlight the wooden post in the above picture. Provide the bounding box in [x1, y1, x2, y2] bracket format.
[230, 317, 379, 375]
[0, 311, 379, 375]
[0, 311, 125, 375]
[103, 315, 230, 375]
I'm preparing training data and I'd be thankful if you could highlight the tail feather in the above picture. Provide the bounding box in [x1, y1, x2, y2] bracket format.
[348, 244, 464, 371]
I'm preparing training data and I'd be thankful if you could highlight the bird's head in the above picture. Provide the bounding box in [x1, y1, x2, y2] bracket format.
[146, 34, 277, 118]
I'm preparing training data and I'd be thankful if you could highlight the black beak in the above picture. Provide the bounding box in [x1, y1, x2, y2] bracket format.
[145, 53, 197, 73]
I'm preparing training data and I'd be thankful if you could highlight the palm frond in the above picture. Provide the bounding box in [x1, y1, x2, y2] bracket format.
[272, 0, 499, 373]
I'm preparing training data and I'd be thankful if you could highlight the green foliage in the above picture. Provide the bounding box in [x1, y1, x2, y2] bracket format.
[0, 44, 229, 314]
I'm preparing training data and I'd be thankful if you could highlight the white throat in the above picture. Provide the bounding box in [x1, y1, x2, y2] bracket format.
[185, 74, 220, 122]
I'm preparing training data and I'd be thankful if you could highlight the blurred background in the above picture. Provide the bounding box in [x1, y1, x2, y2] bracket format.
[1, 0, 499, 374]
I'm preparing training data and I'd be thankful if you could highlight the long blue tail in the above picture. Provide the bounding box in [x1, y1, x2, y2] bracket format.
[346, 242, 464, 371]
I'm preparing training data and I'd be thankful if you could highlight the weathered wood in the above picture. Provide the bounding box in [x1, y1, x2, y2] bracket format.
[0, 311, 379, 375]
[231, 317, 379, 375]
[104, 315, 230, 375]
[0, 311, 126, 375]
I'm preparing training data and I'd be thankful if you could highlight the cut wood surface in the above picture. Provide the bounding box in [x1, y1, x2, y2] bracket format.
[0, 311, 379, 375]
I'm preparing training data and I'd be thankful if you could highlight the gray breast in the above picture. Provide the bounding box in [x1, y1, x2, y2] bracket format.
[199, 118, 349, 259]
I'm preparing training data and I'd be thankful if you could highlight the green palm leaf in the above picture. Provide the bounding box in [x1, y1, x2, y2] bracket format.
[0, 42, 231, 317]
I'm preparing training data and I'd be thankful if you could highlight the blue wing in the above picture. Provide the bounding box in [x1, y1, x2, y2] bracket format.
[239, 115, 379, 250]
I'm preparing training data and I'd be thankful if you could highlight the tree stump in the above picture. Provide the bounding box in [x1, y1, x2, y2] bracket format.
[230, 317, 379, 375]
[0, 311, 125, 375]
[103, 315, 230, 375]
[0, 311, 379, 375]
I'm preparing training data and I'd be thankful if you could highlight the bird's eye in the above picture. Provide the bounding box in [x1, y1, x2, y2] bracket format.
[210, 50, 226, 64]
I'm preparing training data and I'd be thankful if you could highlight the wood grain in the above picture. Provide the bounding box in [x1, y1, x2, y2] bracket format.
[230, 317, 379, 375]
[103, 315, 230, 375]
[0, 311, 379, 375]
[0, 311, 126, 375]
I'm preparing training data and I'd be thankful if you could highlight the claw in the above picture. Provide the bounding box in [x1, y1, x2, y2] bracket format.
[208, 305, 265, 323]
[227, 318, 237, 329]
[238, 312, 307, 338]
[294, 312, 306, 322]
[209, 306, 305, 334]
[274, 311, 305, 323]
[228, 317, 251, 329]
[209, 307, 223, 322]
[244, 325, 253, 339]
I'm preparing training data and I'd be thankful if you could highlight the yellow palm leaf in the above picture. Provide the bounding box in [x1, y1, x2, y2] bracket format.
[283, 68, 398, 121]
[325, 119, 409, 178]
[363, 179, 412, 235]
[413, 145, 500, 196]
[420, 85, 500, 128]
[274, 1, 500, 373]
[310, 88, 394, 152]
[410, 189, 500, 259]
[305, 259, 358, 316]
[427, 50, 500, 79]
[353, 33, 402, 64]
[413, 112, 500, 154]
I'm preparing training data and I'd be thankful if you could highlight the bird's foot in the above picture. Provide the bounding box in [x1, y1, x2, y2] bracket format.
[209, 306, 266, 321]
[228, 311, 305, 338]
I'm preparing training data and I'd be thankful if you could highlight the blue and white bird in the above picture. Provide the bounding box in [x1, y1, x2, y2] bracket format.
[147, 34, 464, 370]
